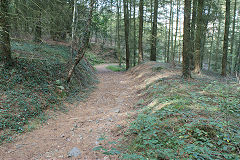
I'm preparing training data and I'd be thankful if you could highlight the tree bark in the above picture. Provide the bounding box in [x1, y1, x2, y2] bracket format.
[116, 0, 122, 66]
[123, 0, 130, 70]
[138, 0, 144, 64]
[230, 0, 237, 73]
[66, 0, 95, 83]
[221, 0, 230, 76]
[0, 0, 12, 65]
[173, 0, 180, 66]
[182, 0, 192, 79]
[71, 0, 77, 57]
[190, 0, 197, 69]
[167, 0, 173, 63]
[194, 0, 204, 73]
[133, 0, 136, 66]
[150, 0, 158, 61]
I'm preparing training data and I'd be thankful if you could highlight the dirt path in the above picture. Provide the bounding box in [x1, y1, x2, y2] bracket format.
[0, 64, 138, 160]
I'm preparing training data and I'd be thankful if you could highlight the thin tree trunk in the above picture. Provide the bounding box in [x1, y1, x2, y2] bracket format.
[190, 0, 197, 69]
[194, 0, 204, 73]
[167, 0, 173, 63]
[236, 35, 240, 72]
[230, 0, 237, 73]
[182, 0, 191, 79]
[200, 5, 211, 69]
[178, 23, 182, 63]
[208, 23, 215, 71]
[133, 0, 136, 66]
[221, 0, 230, 76]
[71, 0, 77, 57]
[0, 0, 12, 65]
[138, 0, 144, 64]
[123, 0, 130, 70]
[116, 0, 122, 66]
[67, 0, 95, 83]
[150, 0, 158, 61]
[214, 18, 222, 71]
[173, 0, 180, 66]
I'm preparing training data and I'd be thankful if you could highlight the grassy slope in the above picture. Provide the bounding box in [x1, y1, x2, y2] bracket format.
[122, 62, 240, 160]
[0, 40, 101, 143]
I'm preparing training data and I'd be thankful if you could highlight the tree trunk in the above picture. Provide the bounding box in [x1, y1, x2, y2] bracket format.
[138, 0, 144, 64]
[123, 0, 130, 70]
[0, 0, 12, 65]
[230, 0, 237, 73]
[150, 0, 158, 61]
[71, 0, 77, 57]
[214, 17, 222, 71]
[34, 9, 42, 43]
[133, 0, 136, 66]
[116, 0, 122, 67]
[167, 0, 173, 63]
[200, 5, 211, 69]
[182, 0, 192, 79]
[221, 0, 230, 76]
[190, 0, 197, 69]
[173, 0, 180, 66]
[194, 0, 204, 73]
[208, 23, 215, 71]
[66, 0, 95, 83]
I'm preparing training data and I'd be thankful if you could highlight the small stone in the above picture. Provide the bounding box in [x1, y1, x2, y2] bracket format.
[79, 134, 83, 140]
[114, 109, 120, 113]
[68, 147, 81, 158]
[16, 144, 23, 149]
[108, 118, 114, 122]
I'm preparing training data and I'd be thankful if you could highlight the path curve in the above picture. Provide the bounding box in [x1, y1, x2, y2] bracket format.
[0, 64, 138, 160]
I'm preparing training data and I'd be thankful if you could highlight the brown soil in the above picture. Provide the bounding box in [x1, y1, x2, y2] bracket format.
[0, 64, 138, 160]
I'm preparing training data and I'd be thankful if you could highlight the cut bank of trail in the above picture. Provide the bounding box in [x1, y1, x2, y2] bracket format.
[0, 64, 138, 160]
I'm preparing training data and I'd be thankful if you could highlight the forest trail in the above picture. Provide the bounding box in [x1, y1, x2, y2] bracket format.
[0, 64, 138, 160]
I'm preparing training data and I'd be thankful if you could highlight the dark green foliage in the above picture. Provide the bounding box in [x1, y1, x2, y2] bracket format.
[123, 77, 240, 159]
[0, 41, 97, 143]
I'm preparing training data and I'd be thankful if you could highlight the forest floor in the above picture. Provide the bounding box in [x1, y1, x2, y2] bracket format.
[0, 64, 138, 160]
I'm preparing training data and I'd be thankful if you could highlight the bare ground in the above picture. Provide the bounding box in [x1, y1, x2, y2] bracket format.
[0, 64, 138, 160]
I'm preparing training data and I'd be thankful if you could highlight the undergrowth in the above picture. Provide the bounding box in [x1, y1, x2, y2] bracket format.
[122, 72, 240, 159]
[0, 40, 98, 144]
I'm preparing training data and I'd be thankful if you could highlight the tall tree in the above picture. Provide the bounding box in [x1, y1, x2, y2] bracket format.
[123, 0, 130, 69]
[116, 0, 122, 66]
[150, 0, 158, 61]
[221, 0, 230, 76]
[190, 0, 197, 69]
[0, 0, 12, 65]
[230, 0, 237, 73]
[33, 0, 42, 43]
[194, 0, 204, 73]
[138, 0, 144, 64]
[173, 0, 180, 66]
[133, 0, 137, 66]
[71, 0, 78, 56]
[182, 0, 192, 79]
[167, 0, 173, 63]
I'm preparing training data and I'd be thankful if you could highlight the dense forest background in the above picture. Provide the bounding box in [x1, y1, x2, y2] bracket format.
[1, 0, 240, 77]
